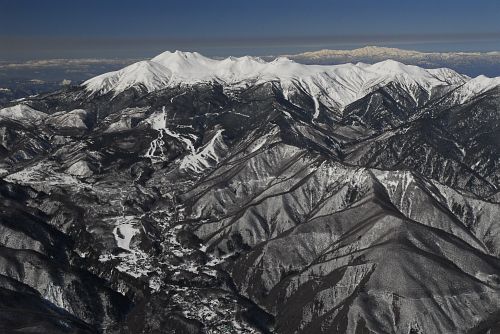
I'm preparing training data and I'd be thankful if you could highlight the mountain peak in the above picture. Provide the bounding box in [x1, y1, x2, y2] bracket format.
[157, 50, 205, 58]
[151, 50, 215, 68]
[84, 60, 172, 95]
[367, 59, 432, 78]
[368, 59, 407, 70]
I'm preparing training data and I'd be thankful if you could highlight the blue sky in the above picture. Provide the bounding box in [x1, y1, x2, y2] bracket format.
[1, 0, 500, 59]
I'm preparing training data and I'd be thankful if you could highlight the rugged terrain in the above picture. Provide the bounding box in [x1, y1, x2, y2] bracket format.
[0, 51, 499, 333]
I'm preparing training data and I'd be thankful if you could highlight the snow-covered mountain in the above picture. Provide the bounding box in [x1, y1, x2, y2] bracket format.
[83, 50, 500, 111]
[84, 51, 475, 109]
[286, 46, 500, 77]
[1, 50, 500, 333]
[287, 45, 500, 60]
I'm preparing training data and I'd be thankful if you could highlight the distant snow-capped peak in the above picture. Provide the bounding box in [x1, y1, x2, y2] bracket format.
[290, 46, 423, 59]
[82, 50, 499, 109]
[286, 45, 500, 61]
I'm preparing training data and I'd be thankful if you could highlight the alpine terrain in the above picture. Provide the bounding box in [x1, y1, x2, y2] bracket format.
[1, 50, 500, 334]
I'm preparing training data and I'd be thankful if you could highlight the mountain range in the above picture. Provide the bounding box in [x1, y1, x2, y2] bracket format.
[3, 46, 500, 107]
[0, 51, 499, 333]
[285, 46, 500, 77]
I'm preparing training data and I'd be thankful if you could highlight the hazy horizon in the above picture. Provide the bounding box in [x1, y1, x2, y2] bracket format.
[2, 0, 500, 60]
[2, 41, 500, 64]
[2, 36, 500, 61]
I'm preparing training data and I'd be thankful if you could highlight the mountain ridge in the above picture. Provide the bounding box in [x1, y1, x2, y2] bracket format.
[83, 50, 496, 111]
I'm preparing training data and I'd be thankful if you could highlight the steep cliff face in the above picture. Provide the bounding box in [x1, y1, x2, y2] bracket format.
[1, 52, 500, 333]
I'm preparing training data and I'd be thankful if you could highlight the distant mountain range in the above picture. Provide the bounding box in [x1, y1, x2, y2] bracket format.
[284, 46, 500, 77]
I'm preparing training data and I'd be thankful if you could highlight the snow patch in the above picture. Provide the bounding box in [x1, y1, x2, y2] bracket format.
[180, 129, 226, 173]
[113, 223, 139, 251]
[145, 106, 197, 160]
[66, 160, 93, 177]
